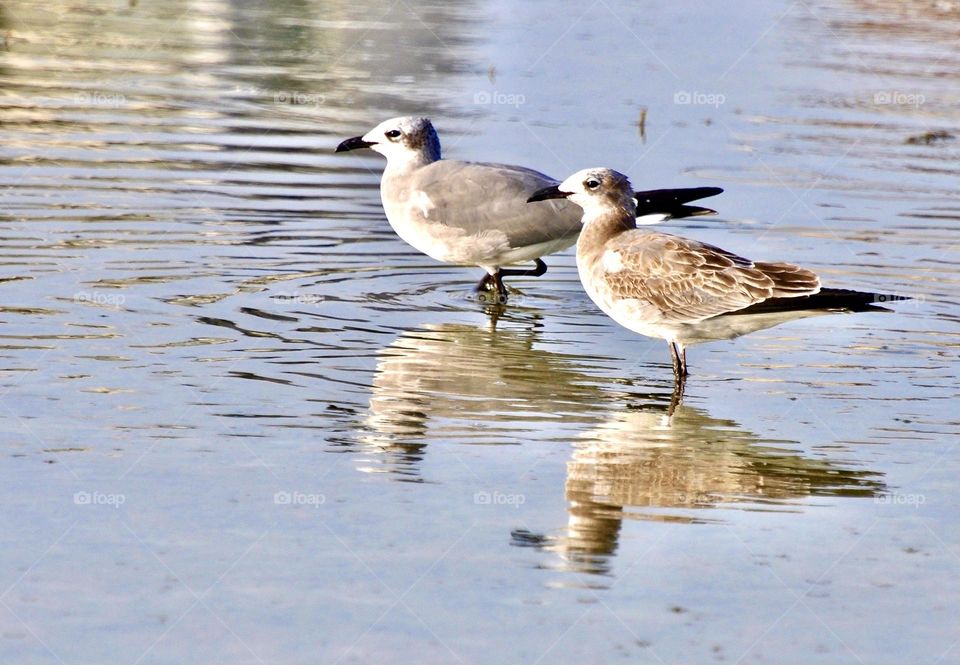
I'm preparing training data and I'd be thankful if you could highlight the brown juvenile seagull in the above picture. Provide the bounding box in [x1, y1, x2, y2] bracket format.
[528, 168, 906, 385]
[336, 117, 722, 303]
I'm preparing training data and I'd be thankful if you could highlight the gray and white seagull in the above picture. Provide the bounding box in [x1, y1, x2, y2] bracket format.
[336, 116, 722, 302]
[528, 167, 907, 386]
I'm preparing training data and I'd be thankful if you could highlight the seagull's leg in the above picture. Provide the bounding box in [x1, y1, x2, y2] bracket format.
[477, 259, 545, 304]
[528, 258, 548, 277]
[667, 342, 687, 416]
[669, 341, 689, 378]
[669, 341, 682, 377]
[489, 259, 547, 301]
[474, 267, 509, 304]
[498, 258, 548, 279]
[475, 272, 495, 292]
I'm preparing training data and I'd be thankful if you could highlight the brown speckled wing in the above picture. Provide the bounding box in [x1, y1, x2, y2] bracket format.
[754, 261, 821, 297]
[599, 232, 821, 324]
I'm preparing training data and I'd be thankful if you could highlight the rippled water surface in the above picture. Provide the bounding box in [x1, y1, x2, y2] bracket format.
[1, 0, 958, 663]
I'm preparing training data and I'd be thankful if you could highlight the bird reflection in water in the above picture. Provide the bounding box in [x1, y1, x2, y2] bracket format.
[357, 315, 608, 480]
[515, 398, 885, 576]
[358, 318, 884, 575]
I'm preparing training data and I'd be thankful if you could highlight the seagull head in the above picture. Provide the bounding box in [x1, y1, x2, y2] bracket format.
[527, 168, 636, 220]
[336, 116, 441, 167]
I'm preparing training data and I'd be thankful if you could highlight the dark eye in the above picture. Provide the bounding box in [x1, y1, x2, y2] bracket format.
[385, 129, 402, 140]
[585, 178, 600, 190]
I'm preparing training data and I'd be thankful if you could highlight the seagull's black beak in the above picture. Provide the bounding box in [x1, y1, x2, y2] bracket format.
[527, 185, 571, 203]
[335, 136, 376, 153]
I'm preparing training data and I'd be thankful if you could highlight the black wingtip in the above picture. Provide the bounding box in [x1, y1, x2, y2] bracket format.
[736, 288, 912, 315]
[675, 205, 718, 218]
[633, 186, 723, 218]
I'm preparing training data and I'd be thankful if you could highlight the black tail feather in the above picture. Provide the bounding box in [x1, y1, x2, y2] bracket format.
[734, 288, 910, 316]
[634, 186, 723, 219]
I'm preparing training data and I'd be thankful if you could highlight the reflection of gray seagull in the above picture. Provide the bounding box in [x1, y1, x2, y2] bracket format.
[357, 320, 611, 480]
[336, 117, 722, 302]
[529, 168, 907, 385]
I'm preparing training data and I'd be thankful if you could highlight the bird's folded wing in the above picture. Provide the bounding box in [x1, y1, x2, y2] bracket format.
[406, 161, 583, 248]
[601, 233, 821, 324]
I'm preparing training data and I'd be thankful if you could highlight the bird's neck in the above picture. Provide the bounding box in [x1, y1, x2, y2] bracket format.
[384, 151, 438, 177]
[577, 209, 636, 254]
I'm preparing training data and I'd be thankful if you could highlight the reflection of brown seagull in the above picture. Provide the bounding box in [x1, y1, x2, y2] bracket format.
[514, 398, 885, 576]
[529, 168, 907, 387]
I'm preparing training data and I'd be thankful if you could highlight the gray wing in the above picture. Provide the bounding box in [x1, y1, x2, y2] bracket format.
[602, 232, 821, 324]
[405, 160, 583, 249]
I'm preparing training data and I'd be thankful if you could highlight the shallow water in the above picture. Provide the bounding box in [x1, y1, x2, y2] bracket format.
[0, 0, 957, 663]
